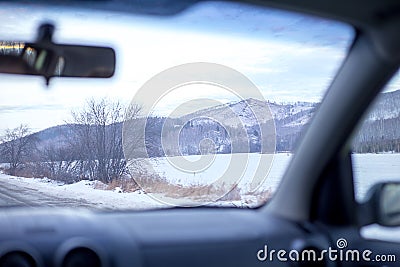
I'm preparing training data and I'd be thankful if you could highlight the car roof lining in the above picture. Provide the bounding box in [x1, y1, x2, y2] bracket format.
[2, 0, 399, 60]
[1, 0, 400, 26]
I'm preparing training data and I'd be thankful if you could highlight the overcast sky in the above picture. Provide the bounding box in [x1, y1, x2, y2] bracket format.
[0, 2, 398, 135]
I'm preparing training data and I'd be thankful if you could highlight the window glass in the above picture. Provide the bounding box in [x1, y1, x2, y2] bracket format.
[353, 71, 400, 242]
[0, 2, 353, 210]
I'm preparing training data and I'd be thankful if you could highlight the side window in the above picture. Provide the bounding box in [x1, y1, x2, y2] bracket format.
[352, 71, 400, 241]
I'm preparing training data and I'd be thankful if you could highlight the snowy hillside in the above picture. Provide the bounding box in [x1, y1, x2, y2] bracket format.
[366, 90, 400, 121]
[179, 98, 271, 127]
[180, 97, 316, 128]
[352, 90, 400, 153]
[1, 90, 399, 160]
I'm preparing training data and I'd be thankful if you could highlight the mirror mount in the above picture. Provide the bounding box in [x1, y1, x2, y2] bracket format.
[26, 23, 57, 85]
[37, 23, 55, 45]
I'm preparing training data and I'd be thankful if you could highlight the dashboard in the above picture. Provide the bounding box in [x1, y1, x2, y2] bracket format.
[0, 207, 327, 267]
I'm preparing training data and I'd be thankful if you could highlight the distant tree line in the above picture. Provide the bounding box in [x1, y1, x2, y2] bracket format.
[352, 117, 400, 153]
[0, 97, 399, 184]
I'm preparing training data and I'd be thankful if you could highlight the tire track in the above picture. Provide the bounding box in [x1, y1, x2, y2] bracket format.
[0, 178, 98, 209]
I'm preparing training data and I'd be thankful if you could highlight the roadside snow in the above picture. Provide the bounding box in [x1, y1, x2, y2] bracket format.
[0, 173, 165, 210]
[0, 153, 292, 210]
[2, 153, 398, 211]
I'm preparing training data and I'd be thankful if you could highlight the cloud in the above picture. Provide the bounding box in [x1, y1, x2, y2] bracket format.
[0, 104, 60, 113]
[0, 2, 353, 133]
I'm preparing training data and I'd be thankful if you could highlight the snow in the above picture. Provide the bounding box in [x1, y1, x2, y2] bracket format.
[352, 153, 400, 243]
[366, 90, 400, 121]
[0, 153, 400, 245]
[352, 153, 400, 200]
[150, 153, 400, 200]
[269, 102, 314, 121]
[153, 153, 400, 242]
[368, 112, 400, 121]
[150, 153, 286, 190]
[0, 174, 165, 210]
[180, 98, 316, 128]
[1, 153, 399, 205]
[1, 153, 400, 241]
[0, 155, 278, 209]
[2, 153, 399, 208]
[0, 153, 290, 209]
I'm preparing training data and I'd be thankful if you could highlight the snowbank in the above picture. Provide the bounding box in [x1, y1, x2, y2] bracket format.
[0, 173, 165, 210]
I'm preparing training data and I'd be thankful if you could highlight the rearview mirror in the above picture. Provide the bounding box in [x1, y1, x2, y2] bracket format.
[0, 23, 115, 85]
[359, 182, 400, 227]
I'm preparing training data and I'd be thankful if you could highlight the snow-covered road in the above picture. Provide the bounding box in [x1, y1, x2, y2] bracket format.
[1, 153, 399, 211]
[0, 174, 165, 210]
[0, 177, 100, 208]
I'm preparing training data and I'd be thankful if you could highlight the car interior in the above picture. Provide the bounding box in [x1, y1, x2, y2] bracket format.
[0, 0, 399, 267]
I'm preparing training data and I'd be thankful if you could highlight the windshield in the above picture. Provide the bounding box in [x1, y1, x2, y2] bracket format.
[0, 2, 353, 209]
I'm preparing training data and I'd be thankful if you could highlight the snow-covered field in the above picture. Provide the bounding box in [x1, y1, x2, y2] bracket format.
[150, 153, 289, 191]
[150, 153, 400, 201]
[2, 152, 400, 240]
[0, 153, 289, 209]
[352, 153, 400, 200]
[0, 153, 399, 209]
[1, 153, 399, 243]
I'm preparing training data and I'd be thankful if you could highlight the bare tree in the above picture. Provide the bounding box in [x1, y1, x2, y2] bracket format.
[0, 124, 36, 175]
[39, 144, 77, 183]
[70, 98, 141, 183]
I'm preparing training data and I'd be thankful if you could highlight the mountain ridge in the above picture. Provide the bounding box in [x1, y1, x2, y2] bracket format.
[1, 89, 399, 160]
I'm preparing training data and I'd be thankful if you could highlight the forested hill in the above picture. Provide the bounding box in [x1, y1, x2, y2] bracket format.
[352, 89, 400, 153]
[29, 99, 318, 157]
[2, 90, 399, 162]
